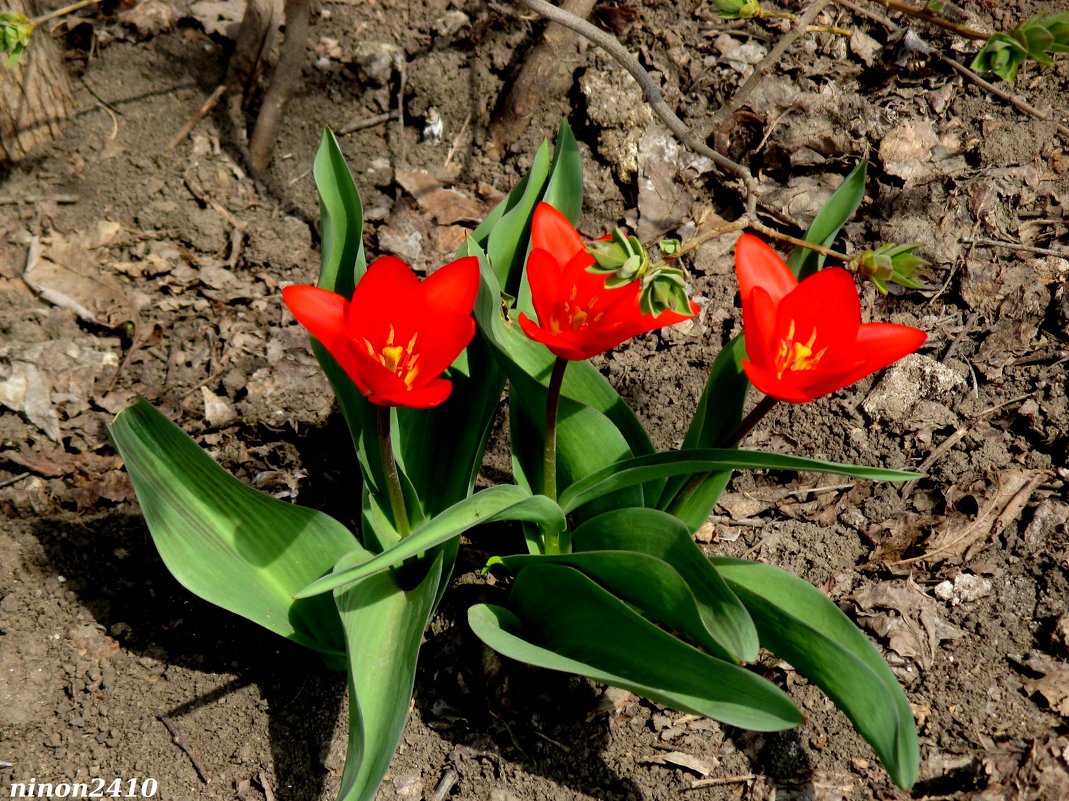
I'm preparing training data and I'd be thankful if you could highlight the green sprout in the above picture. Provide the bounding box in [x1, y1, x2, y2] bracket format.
[1, 10, 33, 68]
[848, 243, 930, 294]
[587, 229, 694, 316]
[971, 12, 1069, 81]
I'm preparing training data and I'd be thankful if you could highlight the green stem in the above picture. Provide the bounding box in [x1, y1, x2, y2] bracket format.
[377, 406, 411, 538]
[667, 394, 779, 518]
[542, 356, 569, 554]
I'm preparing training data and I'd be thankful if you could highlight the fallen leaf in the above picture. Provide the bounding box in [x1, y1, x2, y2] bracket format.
[1, 445, 120, 477]
[852, 578, 966, 670]
[395, 169, 485, 225]
[1024, 668, 1069, 717]
[641, 750, 718, 777]
[23, 226, 135, 328]
[901, 470, 1048, 565]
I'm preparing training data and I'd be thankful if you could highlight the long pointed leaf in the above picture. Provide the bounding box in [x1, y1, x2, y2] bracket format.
[563, 447, 920, 515]
[787, 160, 867, 279]
[109, 398, 356, 656]
[572, 509, 758, 663]
[492, 550, 745, 663]
[469, 565, 801, 730]
[712, 557, 919, 789]
[296, 486, 564, 597]
[334, 551, 442, 801]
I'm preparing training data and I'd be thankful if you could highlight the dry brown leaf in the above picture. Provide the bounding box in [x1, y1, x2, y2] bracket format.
[1023, 669, 1069, 717]
[851, 579, 966, 670]
[395, 169, 485, 225]
[641, 750, 717, 777]
[23, 225, 135, 328]
[1, 445, 120, 477]
[897, 470, 1048, 565]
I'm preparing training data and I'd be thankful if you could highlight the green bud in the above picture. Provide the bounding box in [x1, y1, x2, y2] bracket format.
[587, 228, 652, 283]
[658, 238, 681, 257]
[0, 11, 33, 69]
[850, 243, 930, 294]
[713, 0, 760, 20]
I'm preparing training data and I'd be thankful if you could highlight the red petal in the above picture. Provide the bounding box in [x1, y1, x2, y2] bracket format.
[735, 234, 797, 305]
[372, 378, 453, 408]
[829, 322, 927, 389]
[742, 360, 816, 403]
[531, 202, 585, 267]
[525, 247, 569, 326]
[348, 256, 423, 343]
[775, 267, 860, 361]
[423, 256, 479, 319]
[741, 286, 779, 369]
[414, 314, 476, 380]
[283, 285, 368, 387]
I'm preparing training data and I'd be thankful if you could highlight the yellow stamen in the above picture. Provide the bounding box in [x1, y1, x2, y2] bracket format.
[364, 330, 422, 388]
[775, 319, 826, 378]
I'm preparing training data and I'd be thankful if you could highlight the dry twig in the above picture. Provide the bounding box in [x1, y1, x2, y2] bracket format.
[158, 714, 211, 783]
[514, 0, 760, 215]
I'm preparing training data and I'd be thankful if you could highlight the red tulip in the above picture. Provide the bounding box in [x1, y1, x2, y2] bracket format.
[735, 234, 926, 403]
[283, 256, 479, 408]
[517, 203, 699, 361]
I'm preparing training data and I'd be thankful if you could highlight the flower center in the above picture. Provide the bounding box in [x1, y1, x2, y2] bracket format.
[552, 285, 605, 334]
[364, 327, 420, 387]
[774, 319, 827, 378]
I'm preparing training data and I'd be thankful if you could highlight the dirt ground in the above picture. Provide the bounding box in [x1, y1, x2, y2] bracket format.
[1, 0, 1068, 799]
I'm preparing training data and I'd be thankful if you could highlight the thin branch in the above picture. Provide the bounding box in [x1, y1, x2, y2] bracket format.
[870, 0, 990, 40]
[837, 0, 1069, 138]
[749, 219, 851, 261]
[514, 0, 759, 214]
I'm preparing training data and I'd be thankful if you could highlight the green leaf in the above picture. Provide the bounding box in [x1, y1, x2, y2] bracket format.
[486, 140, 552, 293]
[541, 119, 583, 223]
[314, 128, 366, 297]
[468, 564, 802, 730]
[564, 445, 920, 517]
[712, 557, 920, 789]
[109, 399, 356, 656]
[571, 508, 758, 663]
[787, 160, 867, 279]
[493, 549, 747, 663]
[296, 486, 564, 597]
[662, 336, 748, 528]
[334, 551, 442, 801]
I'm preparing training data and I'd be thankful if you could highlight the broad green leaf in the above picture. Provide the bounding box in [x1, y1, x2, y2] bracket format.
[109, 398, 355, 657]
[468, 564, 801, 730]
[541, 119, 583, 223]
[296, 486, 564, 597]
[712, 557, 919, 789]
[492, 550, 746, 663]
[335, 551, 442, 801]
[314, 128, 366, 296]
[787, 160, 867, 279]
[572, 508, 757, 662]
[486, 140, 552, 292]
[566, 446, 920, 516]
[663, 336, 748, 528]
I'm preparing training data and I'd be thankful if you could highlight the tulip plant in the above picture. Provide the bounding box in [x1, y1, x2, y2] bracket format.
[110, 124, 927, 800]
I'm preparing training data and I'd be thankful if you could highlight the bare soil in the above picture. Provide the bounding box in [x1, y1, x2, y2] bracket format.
[1, 1, 1068, 800]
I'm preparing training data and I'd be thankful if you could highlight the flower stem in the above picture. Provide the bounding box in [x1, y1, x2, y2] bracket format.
[666, 395, 779, 519]
[377, 406, 411, 538]
[542, 357, 569, 554]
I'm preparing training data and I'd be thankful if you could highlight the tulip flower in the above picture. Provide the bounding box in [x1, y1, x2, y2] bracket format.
[736, 234, 926, 404]
[518, 203, 699, 362]
[283, 255, 479, 409]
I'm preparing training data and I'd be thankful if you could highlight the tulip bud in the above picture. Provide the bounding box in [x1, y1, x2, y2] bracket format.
[588, 228, 652, 289]
[849, 243, 930, 294]
[1, 11, 34, 68]
[713, 0, 761, 19]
